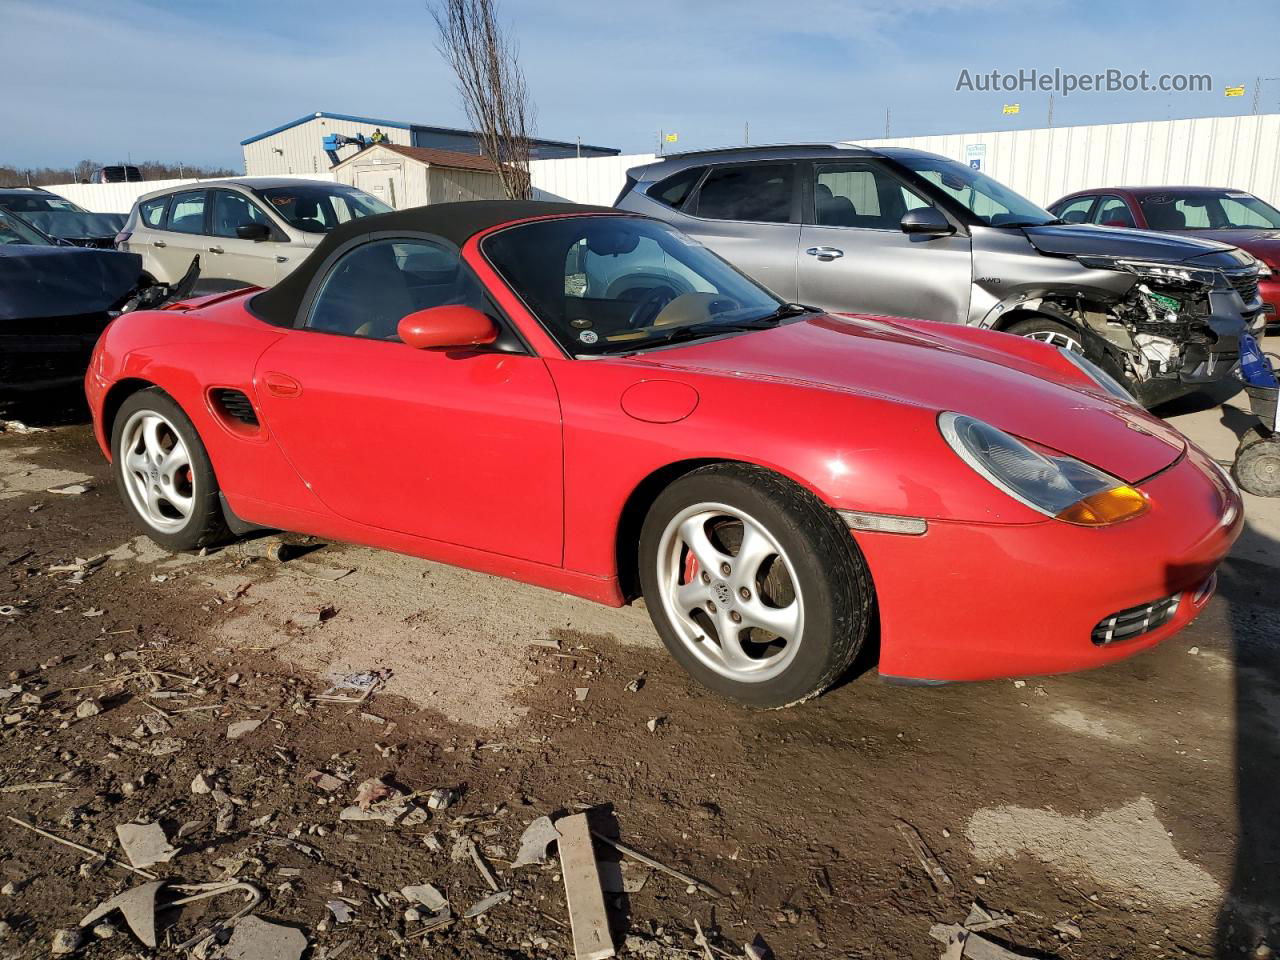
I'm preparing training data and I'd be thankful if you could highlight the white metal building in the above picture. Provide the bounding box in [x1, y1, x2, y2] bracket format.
[330, 144, 504, 208]
[852, 112, 1280, 208]
[242, 111, 618, 177]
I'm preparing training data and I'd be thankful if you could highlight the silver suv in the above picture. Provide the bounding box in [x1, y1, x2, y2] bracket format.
[118, 178, 391, 291]
[617, 145, 1267, 405]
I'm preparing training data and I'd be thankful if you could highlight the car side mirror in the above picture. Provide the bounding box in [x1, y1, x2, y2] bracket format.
[236, 223, 271, 242]
[398, 306, 499, 350]
[900, 207, 954, 236]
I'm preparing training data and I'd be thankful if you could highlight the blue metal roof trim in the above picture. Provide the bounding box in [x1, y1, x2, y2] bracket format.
[240, 111, 619, 155]
[240, 112, 413, 146]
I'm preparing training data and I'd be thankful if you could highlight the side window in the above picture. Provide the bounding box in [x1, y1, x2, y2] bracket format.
[139, 196, 169, 228]
[1094, 196, 1135, 227]
[1055, 196, 1095, 224]
[211, 191, 272, 239]
[813, 163, 931, 229]
[648, 167, 706, 210]
[306, 238, 485, 341]
[693, 163, 794, 223]
[167, 190, 207, 235]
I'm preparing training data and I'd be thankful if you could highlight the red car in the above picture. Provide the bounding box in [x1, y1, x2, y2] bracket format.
[1049, 186, 1280, 329]
[85, 202, 1242, 707]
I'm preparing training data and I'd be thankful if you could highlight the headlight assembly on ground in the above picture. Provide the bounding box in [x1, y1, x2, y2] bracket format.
[939, 412, 1149, 525]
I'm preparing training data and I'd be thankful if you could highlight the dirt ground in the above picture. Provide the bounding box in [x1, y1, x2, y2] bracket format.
[0, 394, 1277, 960]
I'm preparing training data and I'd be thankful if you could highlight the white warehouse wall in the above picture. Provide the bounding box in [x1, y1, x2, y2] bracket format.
[531, 154, 656, 206]
[852, 113, 1280, 208]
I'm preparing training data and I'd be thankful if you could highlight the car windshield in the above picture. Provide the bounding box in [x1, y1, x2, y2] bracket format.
[0, 193, 88, 214]
[483, 216, 789, 356]
[1138, 190, 1280, 231]
[0, 210, 52, 246]
[890, 154, 1056, 227]
[252, 185, 392, 233]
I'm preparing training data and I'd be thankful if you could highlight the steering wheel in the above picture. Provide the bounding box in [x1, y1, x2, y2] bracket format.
[627, 286, 679, 329]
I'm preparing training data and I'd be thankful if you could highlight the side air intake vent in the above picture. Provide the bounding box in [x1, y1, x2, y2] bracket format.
[212, 388, 259, 427]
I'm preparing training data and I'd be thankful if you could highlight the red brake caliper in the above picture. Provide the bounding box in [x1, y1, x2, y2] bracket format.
[682, 549, 698, 586]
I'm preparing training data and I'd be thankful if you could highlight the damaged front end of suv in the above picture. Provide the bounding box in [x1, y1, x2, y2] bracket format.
[976, 226, 1265, 407]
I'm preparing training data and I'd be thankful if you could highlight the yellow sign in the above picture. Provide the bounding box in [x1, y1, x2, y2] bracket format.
[1002, 103, 1020, 115]
[1224, 85, 1246, 97]
[664, 133, 679, 143]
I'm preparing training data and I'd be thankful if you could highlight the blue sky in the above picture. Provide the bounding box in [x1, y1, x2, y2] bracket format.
[3, 0, 1277, 169]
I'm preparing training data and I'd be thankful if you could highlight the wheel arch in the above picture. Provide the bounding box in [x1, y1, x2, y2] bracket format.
[100, 378, 163, 459]
[613, 456, 849, 602]
[615, 458, 725, 602]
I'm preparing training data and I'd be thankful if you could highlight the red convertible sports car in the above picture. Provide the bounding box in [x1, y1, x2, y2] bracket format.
[86, 201, 1242, 707]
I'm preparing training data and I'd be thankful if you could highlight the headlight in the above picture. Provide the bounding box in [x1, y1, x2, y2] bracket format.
[1257, 262, 1274, 278]
[1078, 256, 1216, 287]
[939, 412, 1149, 526]
[1057, 347, 1136, 404]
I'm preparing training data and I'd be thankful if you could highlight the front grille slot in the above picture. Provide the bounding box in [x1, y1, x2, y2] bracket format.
[1226, 272, 1260, 304]
[1091, 594, 1181, 646]
[211, 388, 259, 427]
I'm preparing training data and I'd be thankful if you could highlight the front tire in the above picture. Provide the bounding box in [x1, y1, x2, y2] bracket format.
[1008, 315, 1136, 397]
[111, 388, 229, 551]
[638, 464, 874, 708]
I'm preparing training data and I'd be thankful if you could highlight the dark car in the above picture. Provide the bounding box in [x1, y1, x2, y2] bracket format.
[0, 187, 126, 248]
[0, 207, 193, 392]
[1049, 186, 1280, 330]
[618, 145, 1267, 406]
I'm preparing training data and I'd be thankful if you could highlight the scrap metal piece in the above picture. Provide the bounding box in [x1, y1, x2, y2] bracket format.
[78, 880, 166, 947]
[463, 889, 511, 919]
[896, 819, 952, 890]
[513, 816, 559, 868]
[115, 822, 178, 869]
[222, 915, 307, 960]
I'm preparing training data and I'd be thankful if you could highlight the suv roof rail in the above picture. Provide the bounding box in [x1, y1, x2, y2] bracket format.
[663, 142, 867, 159]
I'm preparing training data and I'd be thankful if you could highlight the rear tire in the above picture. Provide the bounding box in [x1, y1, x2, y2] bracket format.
[638, 464, 874, 708]
[111, 388, 230, 552]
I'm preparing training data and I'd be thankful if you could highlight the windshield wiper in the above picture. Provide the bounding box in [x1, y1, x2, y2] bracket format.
[639, 303, 817, 348]
[752, 302, 821, 323]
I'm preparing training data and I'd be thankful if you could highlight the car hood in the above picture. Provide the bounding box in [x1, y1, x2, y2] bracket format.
[0, 245, 142, 321]
[637, 314, 1186, 483]
[1022, 223, 1252, 268]
[1173, 228, 1280, 263]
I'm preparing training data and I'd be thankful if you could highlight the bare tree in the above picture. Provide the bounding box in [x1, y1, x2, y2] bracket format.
[431, 0, 535, 199]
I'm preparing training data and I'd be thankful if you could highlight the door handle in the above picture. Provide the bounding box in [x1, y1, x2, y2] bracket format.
[262, 372, 302, 398]
[153, 240, 166, 248]
[805, 246, 844, 261]
[208, 245, 224, 254]
[275, 256, 289, 263]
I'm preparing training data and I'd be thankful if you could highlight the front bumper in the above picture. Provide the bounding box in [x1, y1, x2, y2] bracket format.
[1260, 275, 1279, 332]
[864, 443, 1242, 683]
[1, 322, 105, 393]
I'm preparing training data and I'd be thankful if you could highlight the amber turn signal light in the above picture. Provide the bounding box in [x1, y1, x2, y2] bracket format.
[1055, 485, 1149, 526]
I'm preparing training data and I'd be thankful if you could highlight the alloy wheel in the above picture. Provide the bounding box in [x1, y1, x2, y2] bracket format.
[655, 502, 805, 683]
[119, 410, 195, 532]
[1025, 329, 1083, 353]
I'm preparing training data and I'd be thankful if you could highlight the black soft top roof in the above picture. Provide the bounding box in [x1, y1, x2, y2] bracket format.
[251, 200, 620, 326]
